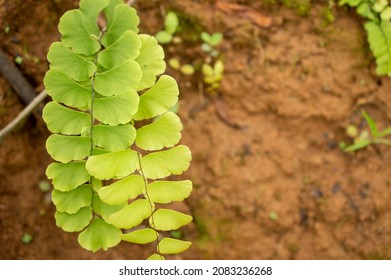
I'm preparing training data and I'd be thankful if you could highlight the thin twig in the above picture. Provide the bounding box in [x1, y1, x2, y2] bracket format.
[0, 49, 37, 105]
[213, 96, 246, 130]
[0, 90, 47, 144]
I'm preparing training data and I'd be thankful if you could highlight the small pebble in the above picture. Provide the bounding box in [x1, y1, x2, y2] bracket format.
[312, 189, 323, 198]
[332, 183, 341, 193]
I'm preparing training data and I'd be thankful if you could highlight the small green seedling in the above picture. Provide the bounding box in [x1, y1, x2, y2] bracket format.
[344, 110, 391, 152]
[21, 233, 33, 244]
[14, 56, 23, 65]
[168, 58, 195, 75]
[321, 0, 336, 26]
[157, 17, 225, 95]
[200, 32, 223, 58]
[199, 31, 225, 94]
[38, 180, 51, 192]
[202, 60, 224, 94]
[168, 58, 181, 70]
[268, 211, 278, 221]
[155, 11, 180, 44]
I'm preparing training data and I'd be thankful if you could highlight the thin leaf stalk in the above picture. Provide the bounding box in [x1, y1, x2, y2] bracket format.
[136, 152, 161, 255]
[89, 28, 106, 212]
[373, 138, 391, 145]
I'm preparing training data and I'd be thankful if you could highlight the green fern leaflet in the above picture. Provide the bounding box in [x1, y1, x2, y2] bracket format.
[365, 20, 391, 76]
[339, 0, 391, 76]
[42, 0, 193, 259]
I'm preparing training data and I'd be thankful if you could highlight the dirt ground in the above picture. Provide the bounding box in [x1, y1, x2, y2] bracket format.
[1, 0, 391, 260]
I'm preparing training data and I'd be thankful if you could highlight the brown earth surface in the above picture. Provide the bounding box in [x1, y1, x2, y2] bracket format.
[1, 0, 391, 260]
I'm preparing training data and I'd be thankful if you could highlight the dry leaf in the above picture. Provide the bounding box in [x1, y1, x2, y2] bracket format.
[243, 9, 272, 28]
[216, 2, 247, 13]
[216, 1, 272, 28]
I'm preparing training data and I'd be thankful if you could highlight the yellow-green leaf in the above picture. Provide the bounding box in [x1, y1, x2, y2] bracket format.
[58, 9, 101, 56]
[92, 124, 136, 152]
[121, 228, 158, 244]
[103, 0, 123, 26]
[42, 101, 91, 135]
[140, 145, 191, 179]
[135, 35, 166, 91]
[94, 90, 139, 125]
[79, 0, 109, 36]
[148, 180, 192, 204]
[158, 238, 191, 255]
[98, 30, 141, 69]
[91, 177, 103, 192]
[86, 150, 138, 180]
[102, 5, 139, 47]
[92, 194, 126, 222]
[47, 43, 96, 82]
[136, 112, 182, 151]
[147, 253, 165, 260]
[52, 185, 92, 214]
[98, 175, 144, 205]
[133, 75, 178, 120]
[46, 161, 89, 192]
[46, 134, 90, 163]
[55, 207, 92, 232]
[78, 217, 121, 252]
[150, 209, 192, 231]
[44, 68, 92, 110]
[109, 199, 153, 229]
[94, 60, 142, 95]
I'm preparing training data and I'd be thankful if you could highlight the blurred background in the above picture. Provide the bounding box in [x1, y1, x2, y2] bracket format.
[1, 0, 391, 259]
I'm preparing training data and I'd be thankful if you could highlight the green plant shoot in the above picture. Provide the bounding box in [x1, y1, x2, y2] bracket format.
[155, 11, 180, 44]
[201, 32, 223, 58]
[202, 60, 224, 94]
[168, 58, 195, 76]
[344, 110, 391, 152]
[42, 0, 193, 259]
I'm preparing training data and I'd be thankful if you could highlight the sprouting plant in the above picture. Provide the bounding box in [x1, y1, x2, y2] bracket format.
[21, 233, 32, 244]
[202, 60, 224, 94]
[155, 12, 195, 74]
[14, 56, 23, 65]
[339, 0, 391, 76]
[199, 32, 225, 94]
[42, 0, 193, 259]
[155, 11, 180, 44]
[38, 180, 51, 192]
[200, 32, 223, 58]
[154, 10, 225, 95]
[168, 58, 195, 76]
[343, 111, 391, 152]
[268, 211, 278, 221]
[321, 0, 336, 26]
